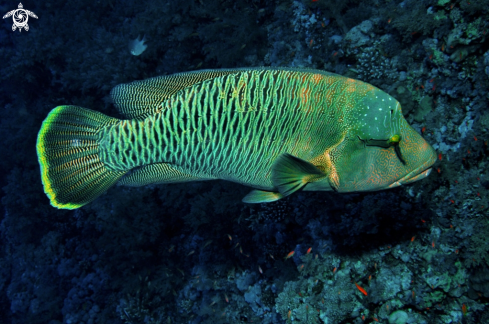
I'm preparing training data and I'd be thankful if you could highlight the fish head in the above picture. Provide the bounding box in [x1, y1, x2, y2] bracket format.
[330, 89, 436, 192]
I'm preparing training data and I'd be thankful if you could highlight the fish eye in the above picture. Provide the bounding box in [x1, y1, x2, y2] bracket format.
[388, 134, 400, 144]
[359, 134, 406, 164]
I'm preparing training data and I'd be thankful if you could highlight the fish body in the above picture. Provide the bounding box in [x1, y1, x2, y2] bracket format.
[354, 282, 368, 296]
[36, 68, 436, 209]
[285, 251, 295, 259]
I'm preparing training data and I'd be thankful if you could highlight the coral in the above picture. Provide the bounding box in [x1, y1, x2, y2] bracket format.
[354, 47, 398, 82]
[388, 310, 408, 324]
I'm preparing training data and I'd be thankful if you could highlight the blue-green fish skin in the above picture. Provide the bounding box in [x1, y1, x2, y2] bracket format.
[36, 68, 436, 209]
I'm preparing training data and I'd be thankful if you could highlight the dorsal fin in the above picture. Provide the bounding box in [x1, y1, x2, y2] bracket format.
[110, 69, 244, 119]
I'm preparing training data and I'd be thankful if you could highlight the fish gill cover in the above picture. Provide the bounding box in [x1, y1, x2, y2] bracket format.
[1, 0, 489, 323]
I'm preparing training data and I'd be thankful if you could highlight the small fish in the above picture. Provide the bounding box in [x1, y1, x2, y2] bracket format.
[269, 253, 275, 260]
[187, 250, 195, 256]
[306, 247, 312, 254]
[368, 275, 372, 281]
[285, 251, 295, 259]
[224, 293, 229, 303]
[288, 310, 291, 320]
[362, 315, 365, 320]
[309, 39, 314, 47]
[432, 241, 435, 248]
[411, 236, 415, 242]
[438, 153, 442, 161]
[354, 282, 368, 296]
[258, 265, 263, 274]
[441, 43, 445, 51]
[462, 303, 467, 316]
[333, 267, 337, 274]
[412, 290, 416, 299]
[474, 136, 478, 141]
[421, 126, 426, 133]
[373, 317, 379, 322]
[203, 240, 213, 249]
[387, 18, 392, 24]
[227, 234, 232, 241]
[299, 264, 304, 271]
[128, 35, 147, 56]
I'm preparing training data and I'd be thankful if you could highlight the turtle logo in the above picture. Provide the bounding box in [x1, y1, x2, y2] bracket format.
[3, 3, 38, 32]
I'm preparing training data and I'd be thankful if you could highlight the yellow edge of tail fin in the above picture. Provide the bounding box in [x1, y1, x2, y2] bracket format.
[36, 105, 126, 209]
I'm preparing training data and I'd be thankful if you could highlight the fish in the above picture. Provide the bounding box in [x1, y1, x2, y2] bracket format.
[128, 35, 147, 56]
[306, 247, 312, 254]
[462, 303, 467, 316]
[354, 282, 368, 296]
[285, 251, 295, 259]
[36, 68, 437, 209]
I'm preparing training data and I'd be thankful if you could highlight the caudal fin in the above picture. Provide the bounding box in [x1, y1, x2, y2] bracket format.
[36, 106, 127, 209]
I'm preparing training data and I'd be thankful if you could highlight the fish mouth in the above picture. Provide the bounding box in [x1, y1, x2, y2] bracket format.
[387, 166, 433, 189]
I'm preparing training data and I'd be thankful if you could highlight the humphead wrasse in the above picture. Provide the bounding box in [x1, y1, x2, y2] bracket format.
[36, 68, 437, 209]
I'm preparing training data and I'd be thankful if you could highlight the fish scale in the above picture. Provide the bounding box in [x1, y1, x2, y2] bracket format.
[36, 68, 436, 209]
[104, 70, 342, 188]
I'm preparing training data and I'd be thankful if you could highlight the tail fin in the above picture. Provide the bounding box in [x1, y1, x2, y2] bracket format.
[36, 106, 127, 209]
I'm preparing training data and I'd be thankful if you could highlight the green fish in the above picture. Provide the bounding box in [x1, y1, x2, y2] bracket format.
[36, 68, 436, 209]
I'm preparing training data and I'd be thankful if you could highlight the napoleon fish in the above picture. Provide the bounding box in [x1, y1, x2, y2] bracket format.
[36, 68, 437, 209]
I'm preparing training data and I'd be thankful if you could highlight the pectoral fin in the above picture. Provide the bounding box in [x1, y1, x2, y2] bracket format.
[272, 153, 326, 197]
[242, 190, 283, 204]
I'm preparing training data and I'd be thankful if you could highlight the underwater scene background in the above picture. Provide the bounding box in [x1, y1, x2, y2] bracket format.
[1, 0, 489, 323]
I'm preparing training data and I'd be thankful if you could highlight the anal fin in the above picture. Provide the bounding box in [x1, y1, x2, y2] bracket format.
[242, 190, 283, 204]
